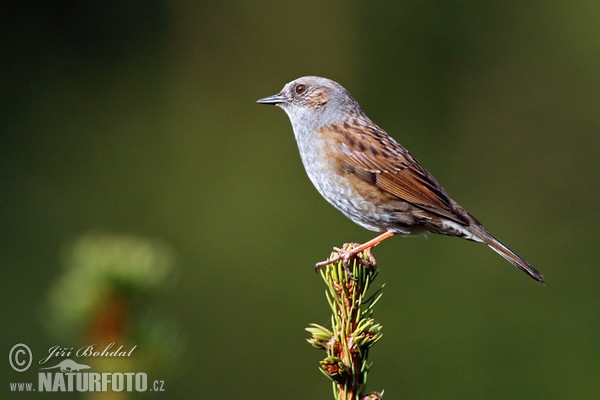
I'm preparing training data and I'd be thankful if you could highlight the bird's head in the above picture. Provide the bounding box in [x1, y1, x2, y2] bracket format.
[257, 76, 363, 128]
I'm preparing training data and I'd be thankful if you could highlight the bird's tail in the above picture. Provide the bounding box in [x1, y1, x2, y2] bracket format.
[475, 228, 544, 284]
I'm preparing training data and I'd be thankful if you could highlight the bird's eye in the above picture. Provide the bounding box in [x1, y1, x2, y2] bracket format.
[295, 84, 306, 95]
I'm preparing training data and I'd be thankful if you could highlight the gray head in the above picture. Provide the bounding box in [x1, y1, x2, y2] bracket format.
[257, 76, 365, 131]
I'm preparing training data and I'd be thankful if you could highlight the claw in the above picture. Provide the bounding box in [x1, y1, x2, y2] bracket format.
[314, 243, 377, 274]
[314, 231, 393, 272]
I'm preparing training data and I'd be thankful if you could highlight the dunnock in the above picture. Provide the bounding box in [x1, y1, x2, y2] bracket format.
[257, 76, 543, 284]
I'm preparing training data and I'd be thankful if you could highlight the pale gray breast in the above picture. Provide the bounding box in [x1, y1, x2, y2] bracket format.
[291, 124, 384, 232]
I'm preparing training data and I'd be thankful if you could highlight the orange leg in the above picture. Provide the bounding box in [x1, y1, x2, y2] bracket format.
[315, 231, 395, 269]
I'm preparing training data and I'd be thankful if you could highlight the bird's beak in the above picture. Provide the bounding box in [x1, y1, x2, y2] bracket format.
[256, 92, 287, 105]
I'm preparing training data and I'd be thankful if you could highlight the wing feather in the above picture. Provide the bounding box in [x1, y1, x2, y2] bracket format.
[333, 121, 468, 225]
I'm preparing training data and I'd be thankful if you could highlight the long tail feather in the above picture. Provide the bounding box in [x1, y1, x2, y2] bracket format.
[477, 230, 544, 284]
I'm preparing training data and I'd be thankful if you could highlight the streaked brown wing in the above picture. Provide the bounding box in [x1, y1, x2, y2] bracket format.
[337, 122, 468, 225]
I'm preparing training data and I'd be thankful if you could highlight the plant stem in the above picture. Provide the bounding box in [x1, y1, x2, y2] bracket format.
[306, 243, 384, 400]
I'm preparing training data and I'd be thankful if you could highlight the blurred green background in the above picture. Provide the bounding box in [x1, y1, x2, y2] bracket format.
[2, 1, 600, 399]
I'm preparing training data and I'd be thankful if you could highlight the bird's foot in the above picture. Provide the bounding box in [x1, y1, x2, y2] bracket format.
[314, 243, 377, 276]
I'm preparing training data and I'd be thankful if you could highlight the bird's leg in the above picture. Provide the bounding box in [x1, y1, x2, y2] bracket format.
[315, 231, 395, 271]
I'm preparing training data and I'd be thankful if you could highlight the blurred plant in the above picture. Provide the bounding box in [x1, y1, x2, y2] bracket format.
[45, 232, 184, 399]
[306, 244, 384, 400]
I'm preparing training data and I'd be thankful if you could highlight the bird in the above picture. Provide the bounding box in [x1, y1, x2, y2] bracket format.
[257, 76, 544, 284]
